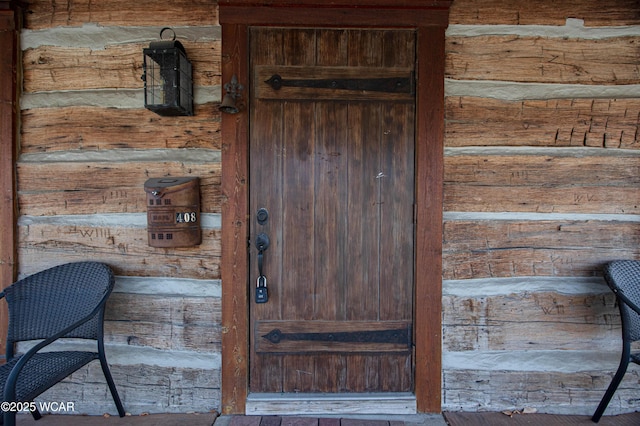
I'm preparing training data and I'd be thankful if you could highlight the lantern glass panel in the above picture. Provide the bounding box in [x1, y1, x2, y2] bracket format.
[143, 54, 165, 106]
[142, 41, 193, 116]
[178, 54, 193, 115]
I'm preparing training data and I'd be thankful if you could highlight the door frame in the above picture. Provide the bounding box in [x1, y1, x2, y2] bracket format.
[0, 1, 20, 359]
[219, 0, 451, 415]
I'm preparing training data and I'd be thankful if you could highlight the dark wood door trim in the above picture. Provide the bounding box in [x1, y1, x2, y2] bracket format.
[0, 1, 21, 359]
[220, 22, 250, 416]
[219, 1, 450, 415]
[219, 5, 450, 27]
[414, 25, 446, 413]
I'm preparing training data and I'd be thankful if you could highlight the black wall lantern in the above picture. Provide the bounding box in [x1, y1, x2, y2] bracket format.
[142, 28, 193, 116]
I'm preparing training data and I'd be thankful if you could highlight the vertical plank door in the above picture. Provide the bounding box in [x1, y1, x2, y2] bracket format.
[249, 28, 416, 394]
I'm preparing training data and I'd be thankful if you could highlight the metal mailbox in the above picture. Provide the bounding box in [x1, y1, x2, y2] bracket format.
[144, 177, 201, 248]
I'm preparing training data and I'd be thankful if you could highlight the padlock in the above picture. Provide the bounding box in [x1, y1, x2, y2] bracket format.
[256, 275, 268, 303]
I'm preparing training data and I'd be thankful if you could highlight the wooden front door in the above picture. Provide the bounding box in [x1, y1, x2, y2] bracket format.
[249, 27, 416, 394]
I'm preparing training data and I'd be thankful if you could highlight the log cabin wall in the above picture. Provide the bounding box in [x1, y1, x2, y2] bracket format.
[8, 0, 640, 417]
[443, 0, 640, 416]
[17, 0, 222, 415]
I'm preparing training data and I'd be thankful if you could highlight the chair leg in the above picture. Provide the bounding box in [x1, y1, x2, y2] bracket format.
[0, 405, 40, 425]
[30, 405, 42, 420]
[592, 348, 630, 423]
[98, 353, 126, 417]
[3, 411, 16, 426]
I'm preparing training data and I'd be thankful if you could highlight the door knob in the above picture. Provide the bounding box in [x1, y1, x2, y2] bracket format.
[256, 233, 270, 252]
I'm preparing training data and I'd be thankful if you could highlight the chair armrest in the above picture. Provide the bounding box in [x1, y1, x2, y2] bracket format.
[3, 301, 105, 402]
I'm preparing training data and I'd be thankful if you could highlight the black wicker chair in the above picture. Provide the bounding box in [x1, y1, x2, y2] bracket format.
[0, 262, 125, 426]
[592, 260, 640, 423]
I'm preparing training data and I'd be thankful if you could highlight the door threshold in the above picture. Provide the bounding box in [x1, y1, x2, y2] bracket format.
[245, 392, 417, 416]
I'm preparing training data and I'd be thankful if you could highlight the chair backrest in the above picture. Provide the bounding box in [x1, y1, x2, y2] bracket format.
[3, 262, 114, 346]
[604, 260, 640, 342]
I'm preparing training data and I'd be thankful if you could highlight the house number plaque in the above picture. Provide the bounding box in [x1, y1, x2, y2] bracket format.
[144, 177, 201, 248]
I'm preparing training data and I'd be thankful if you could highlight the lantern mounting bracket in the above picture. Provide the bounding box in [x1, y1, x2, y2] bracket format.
[159, 27, 177, 41]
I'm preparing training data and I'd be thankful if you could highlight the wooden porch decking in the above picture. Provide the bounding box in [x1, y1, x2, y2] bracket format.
[8, 411, 640, 426]
[444, 411, 640, 425]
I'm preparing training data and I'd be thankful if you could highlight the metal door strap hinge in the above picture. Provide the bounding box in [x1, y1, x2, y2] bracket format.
[262, 327, 411, 347]
[265, 72, 415, 94]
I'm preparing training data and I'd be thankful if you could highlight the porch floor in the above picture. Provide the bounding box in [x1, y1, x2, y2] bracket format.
[8, 411, 640, 426]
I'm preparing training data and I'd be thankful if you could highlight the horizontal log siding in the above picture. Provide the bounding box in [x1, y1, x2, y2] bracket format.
[24, 0, 218, 29]
[446, 98, 640, 149]
[442, 0, 640, 415]
[21, 105, 222, 154]
[446, 36, 640, 85]
[28, 0, 640, 29]
[17, 0, 222, 415]
[105, 293, 222, 352]
[443, 367, 640, 415]
[449, 0, 640, 26]
[443, 289, 618, 352]
[443, 219, 640, 279]
[444, 151, 640, 214]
